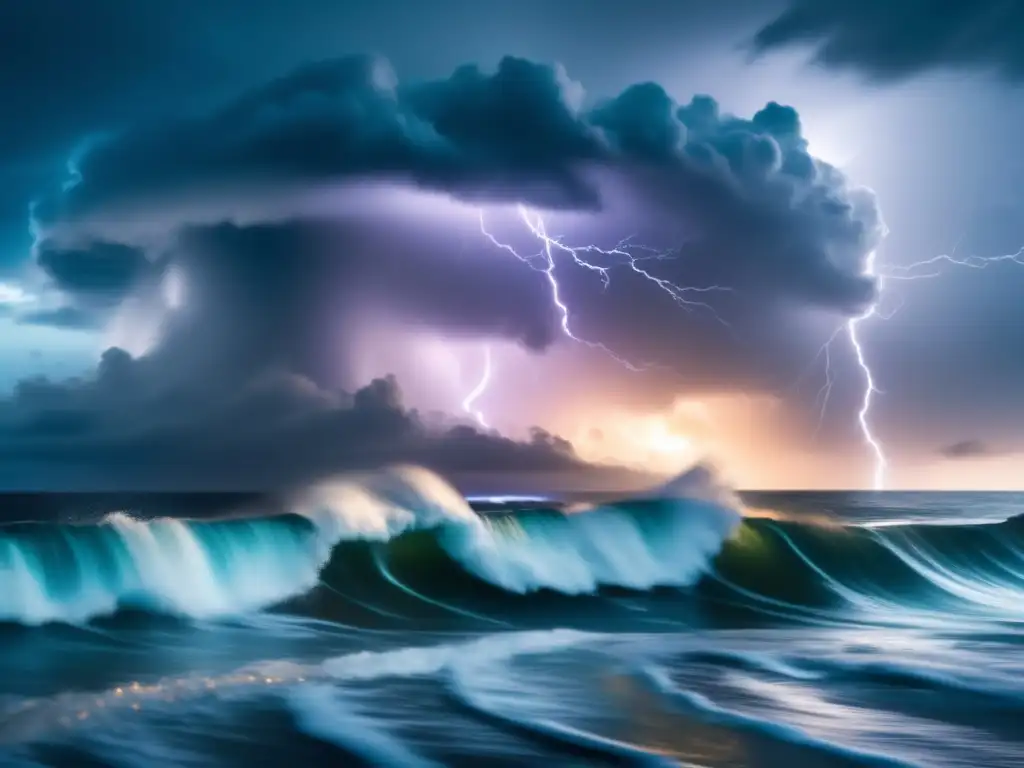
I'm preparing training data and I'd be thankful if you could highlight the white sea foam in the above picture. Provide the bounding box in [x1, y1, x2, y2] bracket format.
[0, 464, 741, 625]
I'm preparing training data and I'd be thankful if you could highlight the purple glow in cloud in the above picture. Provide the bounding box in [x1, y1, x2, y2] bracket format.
[477, 204, 731, 373]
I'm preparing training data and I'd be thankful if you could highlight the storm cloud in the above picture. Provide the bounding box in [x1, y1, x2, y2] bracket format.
[0, 3, 1020, 492]
[35, 240, 151, 304]
[0, 353, 593, 491]
[752, 0, 1024, 83]
[3, 53, 891, 489]
[35, 55, 882, 318]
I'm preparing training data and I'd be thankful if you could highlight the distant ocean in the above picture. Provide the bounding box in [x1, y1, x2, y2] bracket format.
[2, 467, 1023, 767]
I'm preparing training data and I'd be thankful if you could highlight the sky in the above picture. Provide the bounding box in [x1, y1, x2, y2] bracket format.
[1, 0, 1023, 492]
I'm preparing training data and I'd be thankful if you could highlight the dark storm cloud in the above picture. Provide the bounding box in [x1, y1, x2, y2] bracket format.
[0, 355, 589, 491]
[0, 218, 598, 490]
[596, 88, 880, 313]
[6, 52, 891, 488]
[940, 440, 998, 459]
[16, 239, 156, 332]
[0, 0, 777, 272]
[35, 54, 881, 317]
[34, 55, 603, 220]
[35, 241, 151, 303]
[751, 0, 1024, 82]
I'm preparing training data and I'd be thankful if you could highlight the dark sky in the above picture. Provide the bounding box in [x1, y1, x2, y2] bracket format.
[1, 0, 1022, 492]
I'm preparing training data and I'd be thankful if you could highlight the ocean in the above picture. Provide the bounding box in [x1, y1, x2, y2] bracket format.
[1, 466, 1023, 767]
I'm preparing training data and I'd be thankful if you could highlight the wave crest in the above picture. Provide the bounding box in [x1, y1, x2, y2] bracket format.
[0, 465, 742, 626]
[0, 512, 320, 624]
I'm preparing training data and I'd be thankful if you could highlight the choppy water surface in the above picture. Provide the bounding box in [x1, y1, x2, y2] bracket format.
[2, 468, 1023, 767]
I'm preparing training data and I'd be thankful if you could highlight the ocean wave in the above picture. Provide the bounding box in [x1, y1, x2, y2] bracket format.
[4, 463, 1023, 628]
[638, 664, 921, 767]
[0, 512, 321, 625]
[447, 666, 676, 767]
[803, 656, 1024, 706]
[712, 515, 1024, 619]
[671, 647, 1024, 706]
[286, 685, 441, 768]
[0, 465, 741, 626]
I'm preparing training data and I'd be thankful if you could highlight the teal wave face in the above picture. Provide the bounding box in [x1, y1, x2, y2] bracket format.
[711, 516, 1024, 618]
[5, 464, 1019, 629]
[0, 513, 320, 624]
[0, 474, 741, 626]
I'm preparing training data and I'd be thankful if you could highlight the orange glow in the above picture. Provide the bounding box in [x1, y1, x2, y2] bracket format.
[559, 392, 1024, 490]
[567, 394, 785, 482]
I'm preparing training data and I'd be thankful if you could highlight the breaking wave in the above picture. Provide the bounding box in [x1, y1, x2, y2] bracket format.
[0, 465, 741, 626]
[3, 463, 1024, 628]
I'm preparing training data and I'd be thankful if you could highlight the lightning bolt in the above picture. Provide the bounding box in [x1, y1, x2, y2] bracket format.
[848, 251, 885, 490]
[462, 344, 492, 429]
[881, 245, 1024, 280]
[811, 243, 1024, 491]
[808, 324, 844, 437]
[477, 204, 732, 371]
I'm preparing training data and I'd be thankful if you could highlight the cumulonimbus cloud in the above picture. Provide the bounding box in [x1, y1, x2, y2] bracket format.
[34, 54, 883, 319]
[1, 54, 892, 490]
